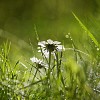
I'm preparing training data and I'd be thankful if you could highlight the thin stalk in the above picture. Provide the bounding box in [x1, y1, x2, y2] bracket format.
[41, 48, 48, 64]
[48, 51, 51, 79]
[20, 79, 44, 89]
[59, 51, 63, 65]
[32, 65, 39, 82]
[55, 52, 60, 78]
[33, 69, 38, 80]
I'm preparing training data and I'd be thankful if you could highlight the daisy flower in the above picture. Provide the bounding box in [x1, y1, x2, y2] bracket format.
[38, 39, 65, 53]
[30, 57, 48, 68]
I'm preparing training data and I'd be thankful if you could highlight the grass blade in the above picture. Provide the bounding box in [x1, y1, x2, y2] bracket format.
[72, 12, 99, 47]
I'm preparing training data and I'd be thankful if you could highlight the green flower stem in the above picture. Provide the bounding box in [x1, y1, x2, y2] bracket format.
[55, 52, 60, 78]
[59, 51, 63, 65]
[32, 67, 38, 82]
[48, 51, 51, 79]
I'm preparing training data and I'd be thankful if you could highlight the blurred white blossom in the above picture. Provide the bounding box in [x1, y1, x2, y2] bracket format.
[30, 57, 48, 68]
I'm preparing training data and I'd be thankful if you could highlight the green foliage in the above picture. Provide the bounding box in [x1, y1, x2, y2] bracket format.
[0, 35, 100, 100]
[0, 16, 100, 100]
[0, 1, 100, 100]
[72, 12, 99, 47]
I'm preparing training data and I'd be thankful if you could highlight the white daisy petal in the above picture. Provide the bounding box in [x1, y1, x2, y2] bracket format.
[57, 45, 65, 51]
[47, 39, 54, 44]
[54, 41, 61, 45]
[38, 41, 46, 47]
[30, 57, 38, 63]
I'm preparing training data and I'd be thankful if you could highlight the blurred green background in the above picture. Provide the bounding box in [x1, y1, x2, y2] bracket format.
[0, 0, 100, 60]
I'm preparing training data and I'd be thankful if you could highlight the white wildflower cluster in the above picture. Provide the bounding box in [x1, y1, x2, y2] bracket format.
[30, 39, 65, 68]
[38, 39, 65, 52]
[30, 57, 48, 68]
